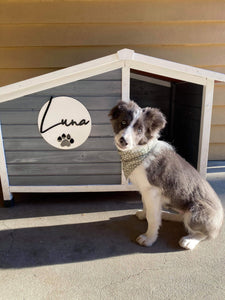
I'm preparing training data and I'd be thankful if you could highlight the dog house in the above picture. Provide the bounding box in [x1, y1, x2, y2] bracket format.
[0, 48, 225, 206]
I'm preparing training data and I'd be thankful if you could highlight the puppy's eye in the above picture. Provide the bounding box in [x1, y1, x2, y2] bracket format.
[121, 120, 127, 126]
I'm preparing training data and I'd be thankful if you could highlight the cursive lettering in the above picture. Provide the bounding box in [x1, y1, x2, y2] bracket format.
[40, 97, 90, 134]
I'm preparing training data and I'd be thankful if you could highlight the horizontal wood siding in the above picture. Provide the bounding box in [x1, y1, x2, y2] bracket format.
[9, 175, 121, 186]
[3, 137, 115, 151]
[1, 125, 113, 139]
[0, 111, 111, 125]
[4, 23, 225, 47]
[7, 163, 121, 176]
[5, 151, 120, 164]
[0, 70, 122, 186]
[0, 0, 225, 159]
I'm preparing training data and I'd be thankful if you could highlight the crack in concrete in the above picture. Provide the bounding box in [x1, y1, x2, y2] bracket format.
[99, 267, 153, 299]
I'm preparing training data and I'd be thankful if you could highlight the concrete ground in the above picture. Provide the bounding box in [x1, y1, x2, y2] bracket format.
[0, 161, 225, 300]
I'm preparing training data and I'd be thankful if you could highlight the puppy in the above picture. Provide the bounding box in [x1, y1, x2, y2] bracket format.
[109, 100, 224, 250]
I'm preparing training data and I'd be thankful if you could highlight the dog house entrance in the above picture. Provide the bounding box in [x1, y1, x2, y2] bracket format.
[130, 69, 203, 169]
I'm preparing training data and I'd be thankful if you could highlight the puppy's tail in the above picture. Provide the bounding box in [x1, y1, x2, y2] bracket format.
[208, 202, 224, 239]
[205, 183, 224, 239]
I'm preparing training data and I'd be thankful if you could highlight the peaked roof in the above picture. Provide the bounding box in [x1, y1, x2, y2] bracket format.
[1, 48, 225, 103]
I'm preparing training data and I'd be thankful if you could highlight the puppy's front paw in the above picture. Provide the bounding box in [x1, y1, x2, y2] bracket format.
[179, 236, 200, 250]
[135, 210, 146, 220]
[136, 233, 157, 247]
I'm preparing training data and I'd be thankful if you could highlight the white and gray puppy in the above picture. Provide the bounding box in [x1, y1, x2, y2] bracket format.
[109, 100, 224, 250]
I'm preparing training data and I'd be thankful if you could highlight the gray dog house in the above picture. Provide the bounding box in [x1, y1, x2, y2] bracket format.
[0, 49, 225, 206]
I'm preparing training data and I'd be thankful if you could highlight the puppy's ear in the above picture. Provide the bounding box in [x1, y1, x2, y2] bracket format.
[143, 107, 166, 134]
[108, 101, 125, 120]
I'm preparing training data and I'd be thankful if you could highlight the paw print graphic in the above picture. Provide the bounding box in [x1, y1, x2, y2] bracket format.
[57, 134, 74, 147]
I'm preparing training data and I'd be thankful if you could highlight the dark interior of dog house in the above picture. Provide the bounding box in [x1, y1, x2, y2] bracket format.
[130, 69, 203, 169]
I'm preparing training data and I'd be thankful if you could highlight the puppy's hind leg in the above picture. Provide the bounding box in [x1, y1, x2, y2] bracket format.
[179, 212, 207, 250]
[179, 233, 207, 250]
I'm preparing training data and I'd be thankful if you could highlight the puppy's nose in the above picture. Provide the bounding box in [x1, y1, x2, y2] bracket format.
[119, 136, 128, 146]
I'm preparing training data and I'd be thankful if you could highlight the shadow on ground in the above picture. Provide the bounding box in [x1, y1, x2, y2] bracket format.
[0, 212, 185, 269]
[0, 192, 141, 218]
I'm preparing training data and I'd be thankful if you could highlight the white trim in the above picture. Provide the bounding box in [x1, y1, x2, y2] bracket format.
[122, 64, 130, 102]
[0, 55, 123, 103]
[132, 52, 225, 83]
[9, 184, 138, 193]
[127, 60, 207, 86]
[0, 124, 13, 201]
[121, 63, 131, 184]
[197, 79, 215, 178]
[0, 48, 225, 104]
[121, 172, 128, 185]
[117, 48, 134, 61]
[130, 72, 171, 88]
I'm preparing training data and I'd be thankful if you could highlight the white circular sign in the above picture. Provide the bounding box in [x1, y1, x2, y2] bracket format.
[38, 96, 92, 150]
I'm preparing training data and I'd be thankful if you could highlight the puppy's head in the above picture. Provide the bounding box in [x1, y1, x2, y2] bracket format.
[109, 100, 166, 151]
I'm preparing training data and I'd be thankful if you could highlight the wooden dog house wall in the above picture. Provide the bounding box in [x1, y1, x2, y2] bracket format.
[0, 70, 121, 186]
[0, 49, 225, 206]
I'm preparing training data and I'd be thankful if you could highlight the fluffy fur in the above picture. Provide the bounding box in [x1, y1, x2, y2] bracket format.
[109, 100, 224, 250]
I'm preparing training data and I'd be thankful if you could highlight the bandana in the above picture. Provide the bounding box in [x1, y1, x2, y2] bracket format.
[118, 140, 158, 179]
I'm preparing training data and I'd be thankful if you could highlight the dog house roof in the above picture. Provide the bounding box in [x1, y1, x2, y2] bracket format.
[1, 48, 225, 103]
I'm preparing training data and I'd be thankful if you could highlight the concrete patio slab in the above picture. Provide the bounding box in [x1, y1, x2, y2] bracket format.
[0, 161, 224, 300]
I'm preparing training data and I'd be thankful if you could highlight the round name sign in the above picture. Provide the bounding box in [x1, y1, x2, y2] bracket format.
[38, 96, 92, 150]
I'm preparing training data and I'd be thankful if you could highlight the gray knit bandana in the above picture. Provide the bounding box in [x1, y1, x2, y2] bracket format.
[118, 140, 158, 179]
